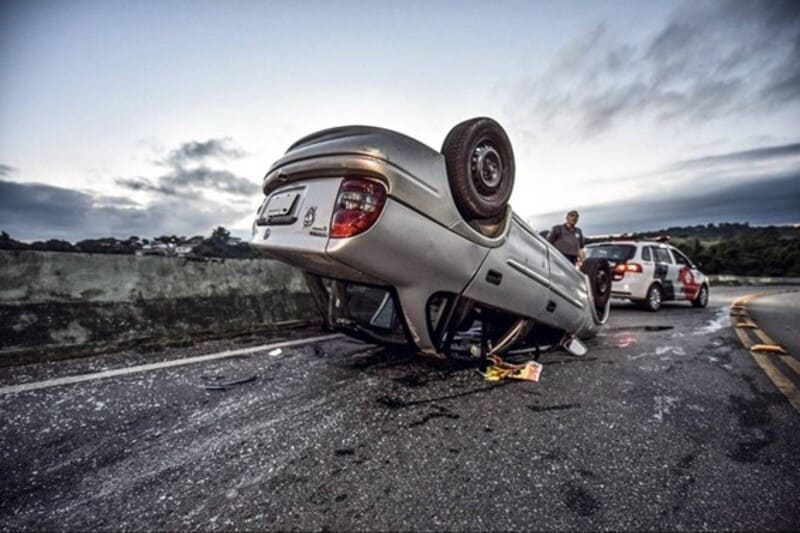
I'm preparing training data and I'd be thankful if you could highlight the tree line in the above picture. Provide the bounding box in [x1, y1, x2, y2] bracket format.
[671, 234, 800, 277]
[3, 222, 800, 275]
[0, 227, 272, 260]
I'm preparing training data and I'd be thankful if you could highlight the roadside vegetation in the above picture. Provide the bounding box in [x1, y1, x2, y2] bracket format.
[670, 229, 800, 277]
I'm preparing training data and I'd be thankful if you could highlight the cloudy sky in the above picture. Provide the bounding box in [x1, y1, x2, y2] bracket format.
[1, 0, 798, 241]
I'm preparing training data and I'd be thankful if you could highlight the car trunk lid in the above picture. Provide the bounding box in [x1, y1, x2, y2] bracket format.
[252, 177, 343, 268]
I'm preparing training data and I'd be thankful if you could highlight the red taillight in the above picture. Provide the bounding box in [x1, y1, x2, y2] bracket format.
[613, 262, 642, 280]
[330, 178, 387, 238]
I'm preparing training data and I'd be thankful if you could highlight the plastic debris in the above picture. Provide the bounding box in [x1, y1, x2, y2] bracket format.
[268, 348, 282, 356]
[479, 354, 543, 382]
[202, 374, 258, 391]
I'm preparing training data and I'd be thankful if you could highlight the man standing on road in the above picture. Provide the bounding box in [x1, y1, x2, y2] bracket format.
[547, 210, 585, 266]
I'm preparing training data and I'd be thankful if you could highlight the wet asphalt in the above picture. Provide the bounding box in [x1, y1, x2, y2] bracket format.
[1, 286, 799, 531]
[746, 290, 800, 355]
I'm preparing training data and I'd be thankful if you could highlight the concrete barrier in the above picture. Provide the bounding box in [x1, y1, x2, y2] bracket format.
[0, 250, 320, 365]
[708, 274, 800, 285]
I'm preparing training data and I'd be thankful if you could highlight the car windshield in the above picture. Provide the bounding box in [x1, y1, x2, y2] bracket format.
[586, 244, 636, 261]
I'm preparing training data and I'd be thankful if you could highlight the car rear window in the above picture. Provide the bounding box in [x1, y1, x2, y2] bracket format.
[585, 244, 636, 261]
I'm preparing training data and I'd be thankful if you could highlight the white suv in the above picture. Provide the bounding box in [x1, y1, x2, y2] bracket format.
[584, 240, 709, 311]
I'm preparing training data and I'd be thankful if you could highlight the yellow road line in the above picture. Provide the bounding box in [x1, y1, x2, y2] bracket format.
[734, 327, 755, 348]
[780, 355, 800, 378]
[731, 290, 800, 414]
[750, 353, 800, 411]
[753, 328, 778, 346]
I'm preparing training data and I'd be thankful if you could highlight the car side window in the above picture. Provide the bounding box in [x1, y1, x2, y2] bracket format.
[671, 249, 690, 266]
[641, 247, 652, 261]
[653, 247, 672, 264]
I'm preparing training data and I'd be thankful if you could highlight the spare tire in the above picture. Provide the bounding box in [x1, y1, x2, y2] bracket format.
[580, 258, 611, 310]
[441, 117, 515, 220]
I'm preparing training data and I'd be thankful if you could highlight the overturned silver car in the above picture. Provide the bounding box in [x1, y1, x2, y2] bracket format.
[252, 118, 611, 358]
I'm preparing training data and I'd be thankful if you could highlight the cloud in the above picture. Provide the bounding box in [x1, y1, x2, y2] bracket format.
[583, 140, 800, 202]
[507, 0, 800, 139]
[527, 170, 800, 235]
[160, 167, 258, 196]
[0, 137, 260, 241]
[116, 166, 258, 198]
[115, 177, 177, 196]
[668, 142, 800, 171]
[0, 179, 246, 241]
[161, 138, 246, 167]
[116, 138, 258, 199]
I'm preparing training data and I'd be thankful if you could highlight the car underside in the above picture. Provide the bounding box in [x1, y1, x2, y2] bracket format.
[252, 118, 611, 359]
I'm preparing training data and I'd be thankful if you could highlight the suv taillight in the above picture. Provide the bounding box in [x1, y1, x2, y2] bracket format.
[613, 262, 642, 280]
[330, 178, 387, 238]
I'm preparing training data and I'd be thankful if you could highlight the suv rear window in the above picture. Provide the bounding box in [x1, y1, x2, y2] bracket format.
[585, 244, 636, 261]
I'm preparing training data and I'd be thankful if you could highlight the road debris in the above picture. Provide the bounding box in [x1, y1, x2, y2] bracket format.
[479, 354, 542, 382]
[268, 348, 282, 356]
[201, 374, 259, 391]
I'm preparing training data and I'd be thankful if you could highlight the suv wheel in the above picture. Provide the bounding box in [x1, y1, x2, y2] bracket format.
[642, 284, 662, 312]
[691, 284, 709, 308]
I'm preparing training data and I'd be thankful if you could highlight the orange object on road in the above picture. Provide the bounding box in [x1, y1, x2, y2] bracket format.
[750, 344, 788, 355]
[480, 354, 543, 382]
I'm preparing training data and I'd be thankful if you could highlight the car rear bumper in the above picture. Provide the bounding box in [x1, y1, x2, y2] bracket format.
[611, 278, 649, 300]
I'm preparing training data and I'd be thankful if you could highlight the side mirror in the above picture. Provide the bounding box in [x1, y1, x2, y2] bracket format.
[563, 336, 588, 357]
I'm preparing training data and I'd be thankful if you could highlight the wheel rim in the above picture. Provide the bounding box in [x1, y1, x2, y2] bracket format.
[649, 287, 661, 308]
[595, 270, 609, 296]
[699, 286, 708, 306]
[471, 142, 503, 192]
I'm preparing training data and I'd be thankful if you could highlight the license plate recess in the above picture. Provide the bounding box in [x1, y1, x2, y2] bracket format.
[266, 192, 299, 217]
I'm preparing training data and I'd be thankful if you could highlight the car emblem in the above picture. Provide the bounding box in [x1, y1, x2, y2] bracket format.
[304, 206, 316, 227]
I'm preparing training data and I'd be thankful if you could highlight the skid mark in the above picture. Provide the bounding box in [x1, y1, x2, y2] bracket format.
[527, 403, 581, 413]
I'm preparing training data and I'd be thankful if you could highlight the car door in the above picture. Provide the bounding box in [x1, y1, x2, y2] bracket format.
[462, 218, 553, 324]
[669, 248, 702, 301]
[651, 245, 677, 301]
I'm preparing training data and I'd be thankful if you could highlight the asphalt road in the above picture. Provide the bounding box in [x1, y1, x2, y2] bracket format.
[1, 286, 799, 531]
[746, 290, 800, 355]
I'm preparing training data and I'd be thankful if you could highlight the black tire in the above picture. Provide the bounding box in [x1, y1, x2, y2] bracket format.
[691, 284, 709, 308]
[580, 258, 611, 309]
[642, 283, 663, 312]
[441, 117, 515, 220]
